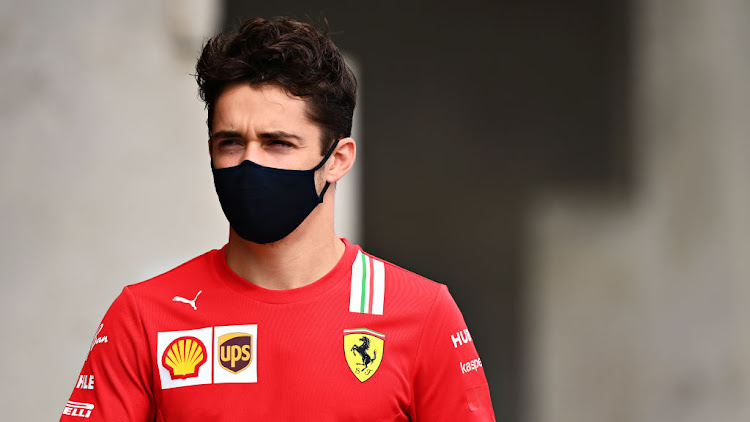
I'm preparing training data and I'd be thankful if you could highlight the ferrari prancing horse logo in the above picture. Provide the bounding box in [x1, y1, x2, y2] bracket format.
[344, 328, 384, 382]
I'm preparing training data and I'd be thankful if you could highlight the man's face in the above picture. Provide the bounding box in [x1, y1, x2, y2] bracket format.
[210, 83, 325, 171]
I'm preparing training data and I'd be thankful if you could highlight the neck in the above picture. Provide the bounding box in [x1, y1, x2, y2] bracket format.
[223, 202, 345, 290]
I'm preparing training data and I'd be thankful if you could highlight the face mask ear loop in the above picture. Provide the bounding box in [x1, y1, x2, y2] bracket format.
[312, 139, 341, 171]
[313, 139, 341, 202]
[318, 182, 332, 203]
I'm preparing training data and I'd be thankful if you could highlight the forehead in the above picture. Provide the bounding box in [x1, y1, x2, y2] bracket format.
[212, 83, 317, 134]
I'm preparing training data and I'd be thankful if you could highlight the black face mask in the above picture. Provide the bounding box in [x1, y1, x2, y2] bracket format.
[212, 140, 339, 244]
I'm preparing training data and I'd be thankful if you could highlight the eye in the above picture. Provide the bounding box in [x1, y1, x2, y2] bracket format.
[216, 139, 242, 148]
[267, 139, 294, 148]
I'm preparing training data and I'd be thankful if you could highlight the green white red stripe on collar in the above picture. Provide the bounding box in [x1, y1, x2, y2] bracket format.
[349, 251, 385, 315]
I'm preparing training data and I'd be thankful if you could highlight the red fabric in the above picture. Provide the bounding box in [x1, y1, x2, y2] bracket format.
[61, 240, 495, 421]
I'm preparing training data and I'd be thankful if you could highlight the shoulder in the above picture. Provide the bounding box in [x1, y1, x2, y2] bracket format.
[126, 248, 221, 298]
[369, 252, 442, 289]
[359, 249, 449, 315]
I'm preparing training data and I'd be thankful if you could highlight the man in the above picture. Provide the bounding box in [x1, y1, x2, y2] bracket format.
[62, 17, 495, 421]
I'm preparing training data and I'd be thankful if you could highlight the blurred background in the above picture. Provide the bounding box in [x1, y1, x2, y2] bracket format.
[1, 0, 749, 420]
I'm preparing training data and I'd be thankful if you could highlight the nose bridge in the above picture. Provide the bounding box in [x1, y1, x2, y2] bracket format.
[243, 139, 264, 163]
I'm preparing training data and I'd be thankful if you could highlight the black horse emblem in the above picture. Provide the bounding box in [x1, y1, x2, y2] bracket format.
[350, 336, 378, 368]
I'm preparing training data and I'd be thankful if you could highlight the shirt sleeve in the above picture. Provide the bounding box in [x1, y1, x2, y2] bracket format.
[60, 287, 155, 421]
[410, 285, 496, 421]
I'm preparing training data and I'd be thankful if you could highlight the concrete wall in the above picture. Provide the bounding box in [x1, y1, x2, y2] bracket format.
[527, 1, 750, 421]
[0, 1, 221, 419]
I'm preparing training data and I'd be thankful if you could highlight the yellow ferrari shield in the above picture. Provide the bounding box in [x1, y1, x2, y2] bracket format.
[344, 328, 385, 382]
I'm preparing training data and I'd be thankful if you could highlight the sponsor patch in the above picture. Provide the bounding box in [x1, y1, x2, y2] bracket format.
[451, 329, 473, 348]
[460, 357, 483, 374]
[172, 290, 202, 311]
[157, 325, 257, 389]
[62, 400, 94, 418]
[162, 336, 208, 380]
[344, 328, 384, 382]
[76, 375, 94, 390]
[214, 325, 257, 384]
[157, 327, 213, 389]
[218, 333, 252, 373]
[88, 324, 108, 356]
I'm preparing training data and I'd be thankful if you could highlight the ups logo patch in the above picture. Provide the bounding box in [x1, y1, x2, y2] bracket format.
[218, 332, 253, 374]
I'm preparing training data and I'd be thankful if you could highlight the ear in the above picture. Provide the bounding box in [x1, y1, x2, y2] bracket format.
[207, 138, 213, 156]
[325, 137, 356, 183]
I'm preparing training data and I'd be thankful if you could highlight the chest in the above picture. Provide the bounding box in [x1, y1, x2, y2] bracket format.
[148, 301, 416, 421]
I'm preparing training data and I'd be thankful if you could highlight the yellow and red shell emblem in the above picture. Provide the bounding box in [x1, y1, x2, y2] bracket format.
[162, 336, 207, 380]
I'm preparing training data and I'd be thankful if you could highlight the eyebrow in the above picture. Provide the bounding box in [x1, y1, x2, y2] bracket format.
[210, 130, 304, 142]
[258, 131, 303, 141]
[210, 130, 243, 140]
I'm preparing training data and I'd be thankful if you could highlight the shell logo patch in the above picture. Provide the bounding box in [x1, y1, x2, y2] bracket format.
[218, 332, 253, 374]
[344, 328, 385, 382]
[162, 336, 207, 380]
[157, 327, 214, 389]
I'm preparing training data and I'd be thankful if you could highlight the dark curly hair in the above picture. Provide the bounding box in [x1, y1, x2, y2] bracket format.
[195, 17, 357, 154]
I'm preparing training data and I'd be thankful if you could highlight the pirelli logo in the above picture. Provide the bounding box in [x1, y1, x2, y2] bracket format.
[63, 400, 94, 418]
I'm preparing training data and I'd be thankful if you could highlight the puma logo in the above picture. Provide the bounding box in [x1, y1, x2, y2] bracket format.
[172, 290, 202, 311]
